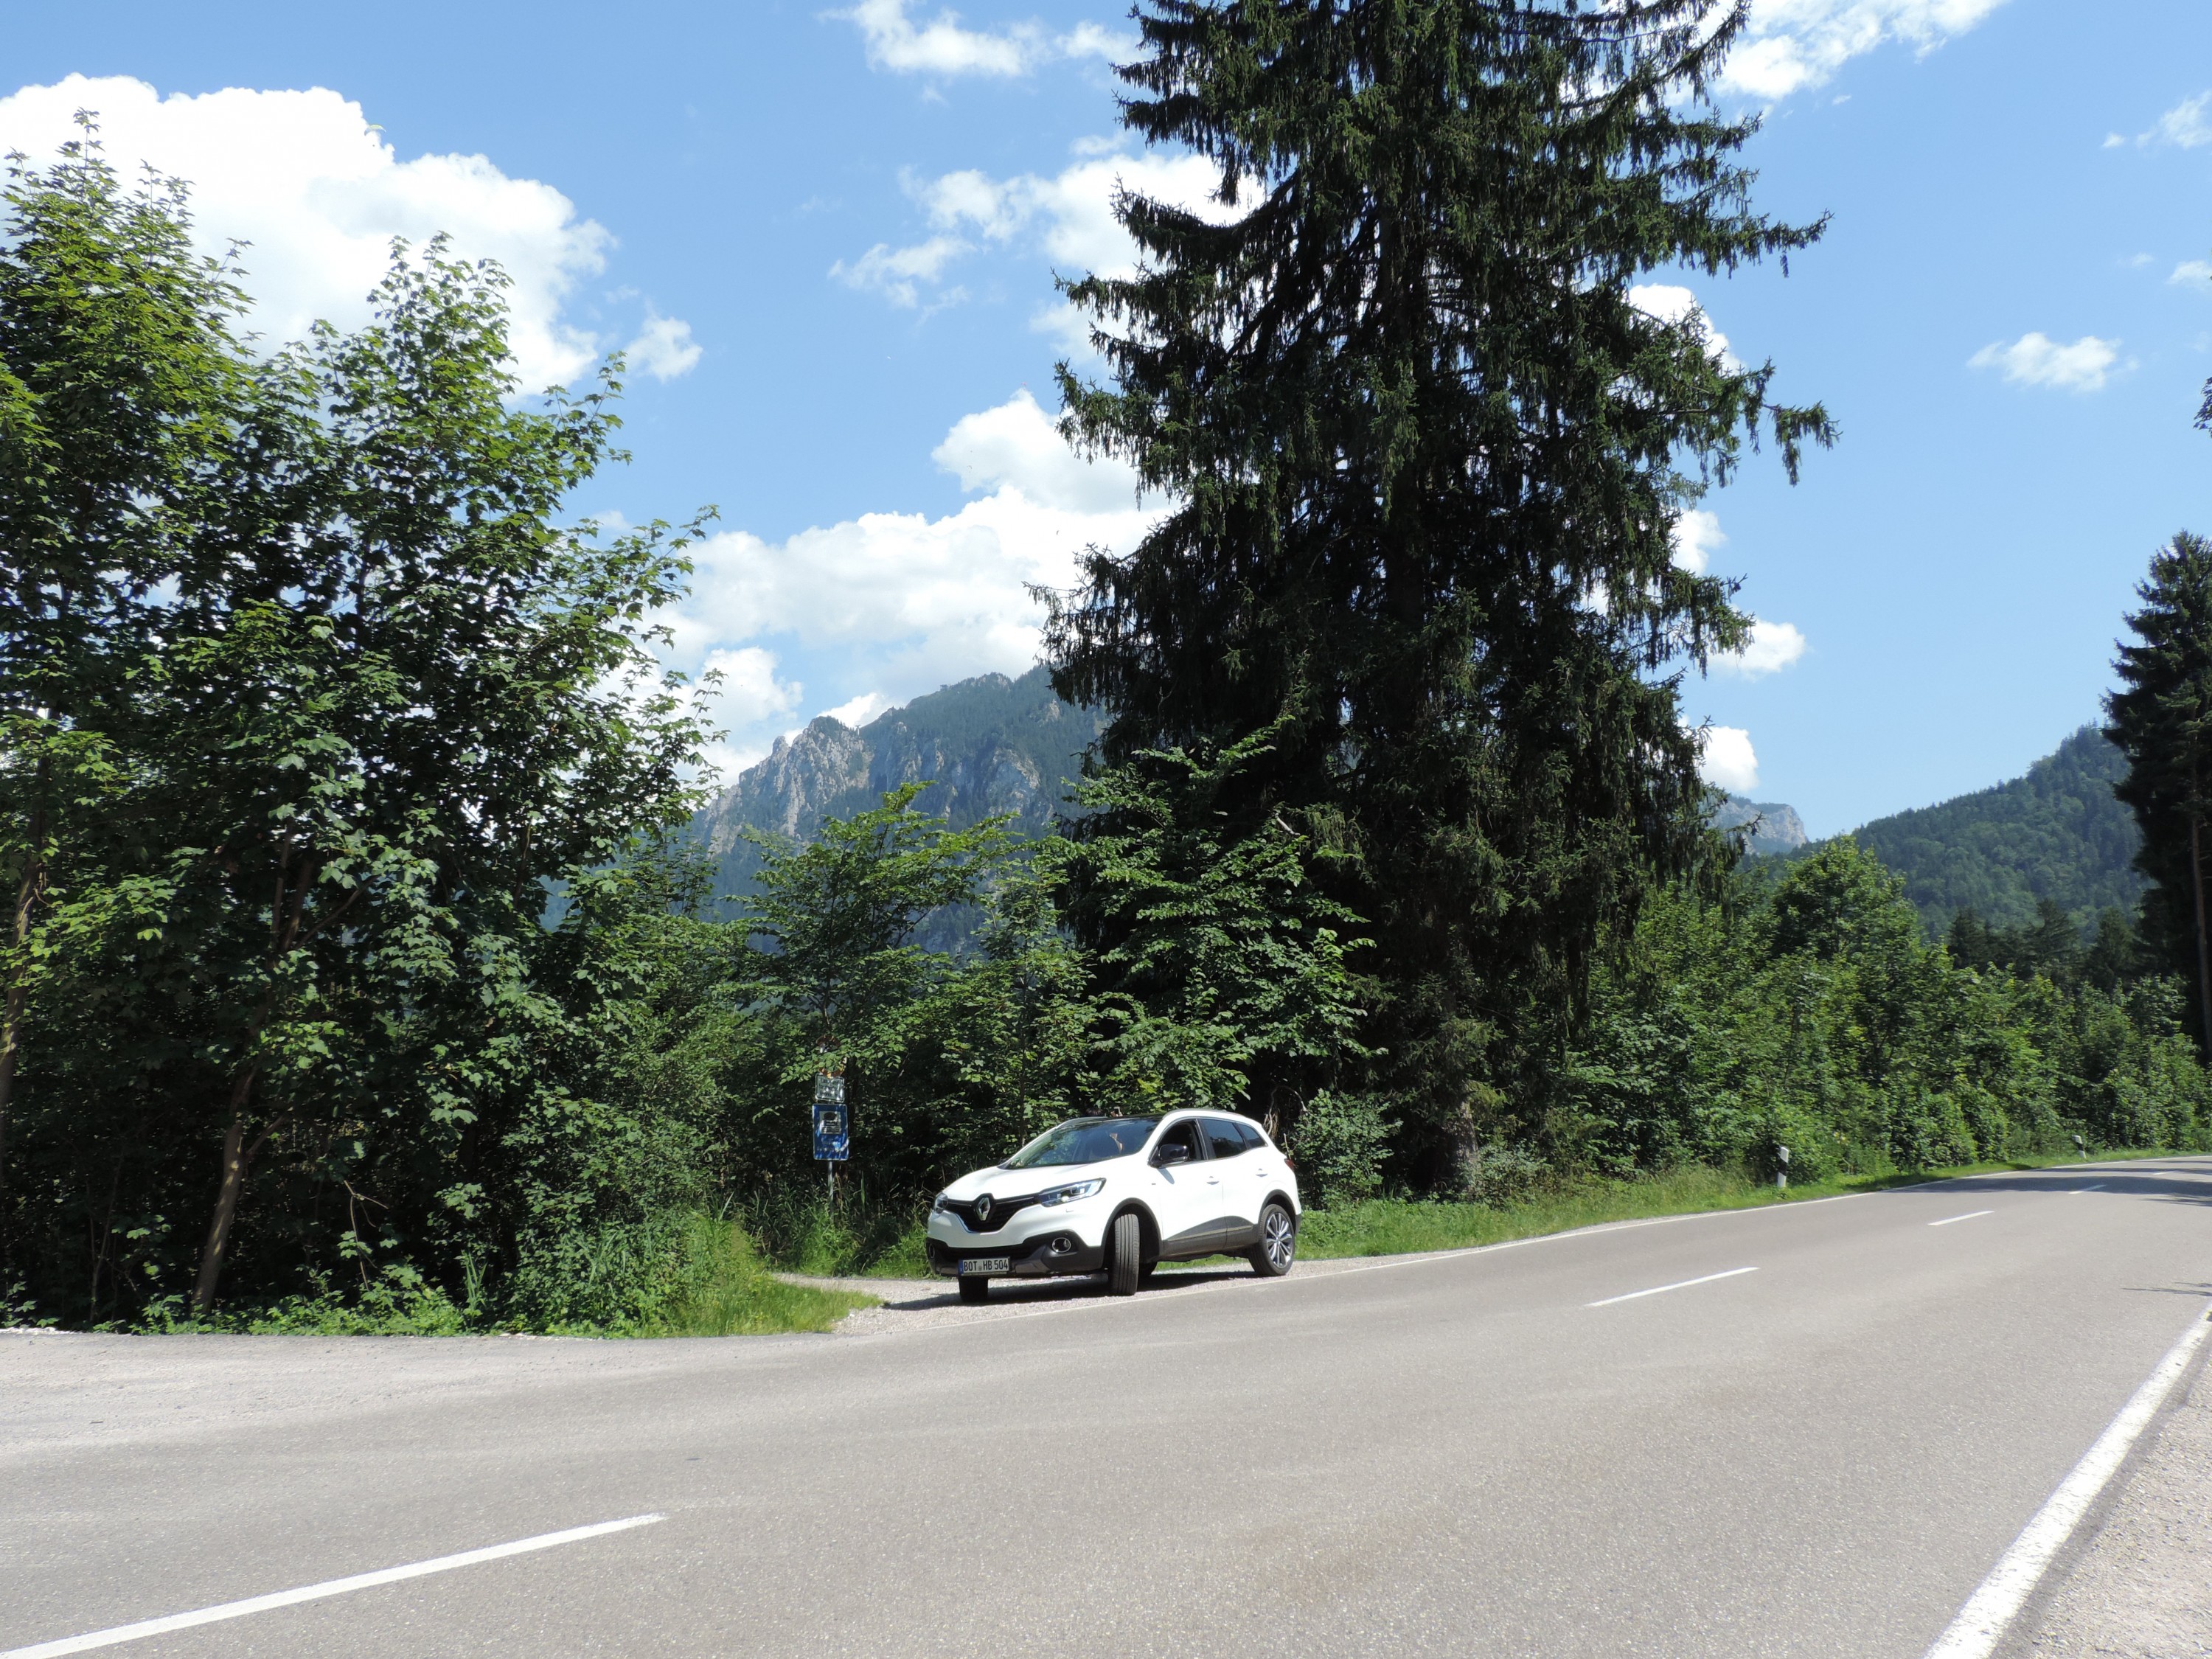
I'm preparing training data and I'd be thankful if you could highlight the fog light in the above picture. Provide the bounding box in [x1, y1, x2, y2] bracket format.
[1051, 1234, 1076, 1255]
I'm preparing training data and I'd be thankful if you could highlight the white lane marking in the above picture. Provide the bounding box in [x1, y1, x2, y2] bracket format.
[1930, 1210, 1995, 1228]
[1585, 1266, 1759, 1308]
[1924, 1302, 2212, 1659]
[1, 1514, 664, 1658]
[2071, 1185, 2106, 1195]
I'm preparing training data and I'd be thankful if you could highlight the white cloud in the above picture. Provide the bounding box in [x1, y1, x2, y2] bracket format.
[1630, 282, 1737, 370]
[822, 691, 893, 729]
[694, 646, 804, 779]
[1968, 331, 2124, 392]
[1699, 726, 1761, 794]
[1671, 507, 1726, 575]
[835, 0, 1130, 78]
[624, 309, 701, 380]
[2172, 260, 2212, 288]
[830, 234, 971, 307]
[661, 390, 1160, 754]
[2141, 91, 2212, 149]
[840, 150, 1232, 321]
[1715, 619, 1809, 678]
[1722, 0, 2011, 100]
[933, 387, 1141, 513]
[0, 74, 689, 392]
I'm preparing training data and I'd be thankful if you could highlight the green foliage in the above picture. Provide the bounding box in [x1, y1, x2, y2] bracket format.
[1043, 0, 1829, 1183]
[1289, 1091, 1394, 1207]
[2107, 531, 2212, 1046]
[0, 141, 719, 1329]
[1565, 838, 2211, 1184]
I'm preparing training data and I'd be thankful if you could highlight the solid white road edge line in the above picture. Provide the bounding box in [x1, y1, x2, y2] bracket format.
[1922, 1301, 2212, 1659]
[0, 1514, 665, 1659]
[1930, 1210, 1995, 1227]
[1585, 1266, 1759, 1308]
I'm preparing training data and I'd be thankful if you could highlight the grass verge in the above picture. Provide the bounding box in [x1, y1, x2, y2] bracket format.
[1296, 1149, 2171, 1261]
[630, 1214, 877, 1335]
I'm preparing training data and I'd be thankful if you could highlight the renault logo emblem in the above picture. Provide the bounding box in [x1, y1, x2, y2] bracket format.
[975, 1194, 994, 1224]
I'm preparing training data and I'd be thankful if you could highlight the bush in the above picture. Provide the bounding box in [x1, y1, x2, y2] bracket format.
[1455, 1142, 1551, 1206]
[1745, 1110, 1840, 1185]
[1292, 1091, 1394, 1206]
[1882, 1085, 1975, 1173]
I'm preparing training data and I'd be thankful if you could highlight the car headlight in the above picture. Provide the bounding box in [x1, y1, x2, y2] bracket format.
[1037, 1179, 1105, 1207]
[931, 1192, 956, 1214]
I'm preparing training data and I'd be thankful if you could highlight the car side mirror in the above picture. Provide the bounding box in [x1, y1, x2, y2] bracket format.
[1154, 1142, 1191, 1166]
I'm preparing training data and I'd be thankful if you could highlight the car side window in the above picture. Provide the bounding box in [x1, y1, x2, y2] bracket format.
[1203, 1117, 1247, 1161]
[1155, 1120, 1204, 1162]
[1236, 1121, 1267, 1154]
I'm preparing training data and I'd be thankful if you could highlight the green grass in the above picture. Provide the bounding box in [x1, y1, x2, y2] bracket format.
[630, 1213, 877, 1335]
[1296, 1149, 2174, 1261]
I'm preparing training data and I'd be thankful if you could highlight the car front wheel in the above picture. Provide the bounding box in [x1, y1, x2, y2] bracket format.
[1107, 1211, 1143, 1296]
[1248, 1203, 1296, 1277]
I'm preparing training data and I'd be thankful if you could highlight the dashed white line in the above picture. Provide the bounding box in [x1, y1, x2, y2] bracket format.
[2071, 1185, 2106, 1195]
[1924, 1303, 2212, 1659]
[1930, 1211, 1994, 1228]
[0, 1514, 665, 1658]
[1586, 1266, 1759, 1308]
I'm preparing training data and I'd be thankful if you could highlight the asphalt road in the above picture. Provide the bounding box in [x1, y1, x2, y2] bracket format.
[4, 1158, 2209, 1658]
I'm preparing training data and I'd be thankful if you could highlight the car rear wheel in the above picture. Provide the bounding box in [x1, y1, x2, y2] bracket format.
[1248, 1203, 1296, 1277]
[1107, 1211, 1143, 1296]
[958, 1276, 990, 1304]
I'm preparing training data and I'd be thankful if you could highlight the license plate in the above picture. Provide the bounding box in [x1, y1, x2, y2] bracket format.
[961, 1257, 1009, 1275]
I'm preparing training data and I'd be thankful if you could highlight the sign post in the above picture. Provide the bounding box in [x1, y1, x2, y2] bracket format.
[813, 1068, 849, 1205]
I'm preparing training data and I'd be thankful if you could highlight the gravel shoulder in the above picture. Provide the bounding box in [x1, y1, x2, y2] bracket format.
[2017, 1312, 2212, 1656]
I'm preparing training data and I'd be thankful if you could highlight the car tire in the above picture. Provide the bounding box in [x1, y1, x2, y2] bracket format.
[958, 1276, 990, 1304]
[1248, 1203, 1296, 1277]
[1107, 1211, 1143, 1296]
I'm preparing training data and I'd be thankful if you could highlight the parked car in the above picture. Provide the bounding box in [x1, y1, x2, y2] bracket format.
[925, 1110, 1301, 1302]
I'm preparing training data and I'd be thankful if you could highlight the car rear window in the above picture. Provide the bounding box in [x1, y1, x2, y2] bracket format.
[1203, 1117, 1250, 1160]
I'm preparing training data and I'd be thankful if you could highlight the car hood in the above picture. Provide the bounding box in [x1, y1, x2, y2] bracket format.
[942, 1158, 1134, 1199]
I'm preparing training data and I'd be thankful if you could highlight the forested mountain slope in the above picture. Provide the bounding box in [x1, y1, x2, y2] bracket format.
[1812, 726, 2143, 933]
[690, 667, 1103, 900]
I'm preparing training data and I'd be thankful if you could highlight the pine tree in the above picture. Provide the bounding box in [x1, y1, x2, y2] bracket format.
[2107, 531, 2212, 1050]
[1045, 0, 1830, 1175]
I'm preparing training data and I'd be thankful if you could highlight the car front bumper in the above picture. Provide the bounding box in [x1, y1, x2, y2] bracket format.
[925, 1204, 1110, 1278]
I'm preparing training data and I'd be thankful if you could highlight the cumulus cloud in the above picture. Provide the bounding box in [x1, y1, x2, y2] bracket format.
[1722, 0, 2011, 100]
[662, 390, 1158, 755]
[695, 646, 804, 778]
[2171, 260, 2212, 288]
[834, 0, 1130, 78]
[2140, 91, 2212, 149]
[0, 74, 688, 391]
[1699, 726, 1761, 794]
[623, 309, 702, 380]
[1968, 331, 2124, 392]
[1715, 619, 1809, 678]
[1670, 507, 1726, 575]
[838, 149, 1234, 324]
[830, 234, 972, 307]
[821, 691, 893, 729]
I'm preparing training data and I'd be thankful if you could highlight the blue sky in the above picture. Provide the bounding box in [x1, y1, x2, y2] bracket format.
[6, 0, 2211, 834]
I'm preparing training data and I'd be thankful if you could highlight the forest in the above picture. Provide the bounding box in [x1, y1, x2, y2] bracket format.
[6, 2, 2212, 1334]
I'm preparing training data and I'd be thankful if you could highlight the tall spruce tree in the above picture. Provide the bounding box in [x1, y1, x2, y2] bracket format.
[1045, 0, 1830, 1176]
[2107, 531, 2212, 1051]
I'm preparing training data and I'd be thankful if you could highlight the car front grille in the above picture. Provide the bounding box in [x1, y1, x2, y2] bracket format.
[942, 1193, 1040, 1234]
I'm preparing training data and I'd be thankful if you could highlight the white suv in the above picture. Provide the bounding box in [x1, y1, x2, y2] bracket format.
[925, 1110, 1301, 1301]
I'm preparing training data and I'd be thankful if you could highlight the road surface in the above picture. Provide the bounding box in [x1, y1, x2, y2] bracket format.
[4, 1158, 2209, 1656]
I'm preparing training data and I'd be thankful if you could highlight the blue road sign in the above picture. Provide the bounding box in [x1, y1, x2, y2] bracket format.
[812, 1071, 849, 1161]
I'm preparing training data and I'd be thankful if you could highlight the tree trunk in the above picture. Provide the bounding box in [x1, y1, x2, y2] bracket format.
[0, 773, 49, 1220]
[192, 1067, 259, 1315]
[2188, 810, 2212, 1036]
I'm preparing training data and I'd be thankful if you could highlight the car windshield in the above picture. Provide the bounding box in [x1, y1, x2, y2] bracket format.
[1002, 1116, 1163, 1169]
